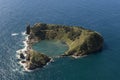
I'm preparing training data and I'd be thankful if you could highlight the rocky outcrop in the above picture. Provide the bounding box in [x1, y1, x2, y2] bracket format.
[30, 23, 104, 56]
[26, 24, 31, 34]
[26, 50, 51, 70]
[20, 53, 25, 59]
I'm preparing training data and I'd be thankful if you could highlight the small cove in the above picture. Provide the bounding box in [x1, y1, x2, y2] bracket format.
[32, 40, 68, 57]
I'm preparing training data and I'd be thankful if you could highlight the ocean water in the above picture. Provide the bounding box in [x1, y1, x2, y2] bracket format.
[0, 0, 120, 80]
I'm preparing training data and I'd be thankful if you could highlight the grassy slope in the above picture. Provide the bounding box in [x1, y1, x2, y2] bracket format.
[27, 50, 50, 69]
[30, 23, 103, 56]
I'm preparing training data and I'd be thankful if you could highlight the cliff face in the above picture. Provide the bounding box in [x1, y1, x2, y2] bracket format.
[26, 24, 31, 34]
[30, 23, 103, 56]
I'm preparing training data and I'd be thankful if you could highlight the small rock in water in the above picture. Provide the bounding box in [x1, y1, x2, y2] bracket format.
[26, 24, 30, 34]
[20, 53, 25, 59]
[21, 61, 26, 63]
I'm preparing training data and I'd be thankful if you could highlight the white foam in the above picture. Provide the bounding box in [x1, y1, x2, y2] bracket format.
[19, 61, 27, 67]
[72, 55, 87, 59]
[16, 54, 20, 59]
[19, 61, 33, 72]
[16, 35, 29, 60]
[18, 61, 32, 72]
[23, 68, 33, 72]
[12, 68, 19, 72]
[50, 58, 54, 62]
[11, 33, 19, 36]
[16, 34, 31, 71]
[16, 33, 52, 72]
[16, 50, 21, 54]
[21, 31, 26, 36]
[18, 35, 29, 52]
[23, 41, 28, 47]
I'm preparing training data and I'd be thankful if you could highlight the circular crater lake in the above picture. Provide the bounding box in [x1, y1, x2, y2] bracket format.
[32, 40, 68, 57]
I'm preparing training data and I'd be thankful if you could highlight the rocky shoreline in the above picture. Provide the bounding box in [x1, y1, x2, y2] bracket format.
[16, 34, 30, 71]
[16, 23, 104, 71]
[16, 32, 85, 71]
[30, 23, 103, 57]
[16, 32, 51, 71]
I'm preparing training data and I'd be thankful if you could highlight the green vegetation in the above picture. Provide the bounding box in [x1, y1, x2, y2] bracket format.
[30, 23, 103, 56]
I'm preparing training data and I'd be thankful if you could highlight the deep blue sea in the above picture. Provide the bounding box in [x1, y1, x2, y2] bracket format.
[0, 0, 120, 80]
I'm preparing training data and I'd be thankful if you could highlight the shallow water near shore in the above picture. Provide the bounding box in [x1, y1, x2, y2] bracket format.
[0, 0, 120, 80]
[32, 40, 68, 57]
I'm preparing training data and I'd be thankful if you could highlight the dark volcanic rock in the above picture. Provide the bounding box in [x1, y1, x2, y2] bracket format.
[21, 61, 26, 63]
[26, 24, 30, 34]
[20, 53, 25, 59]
